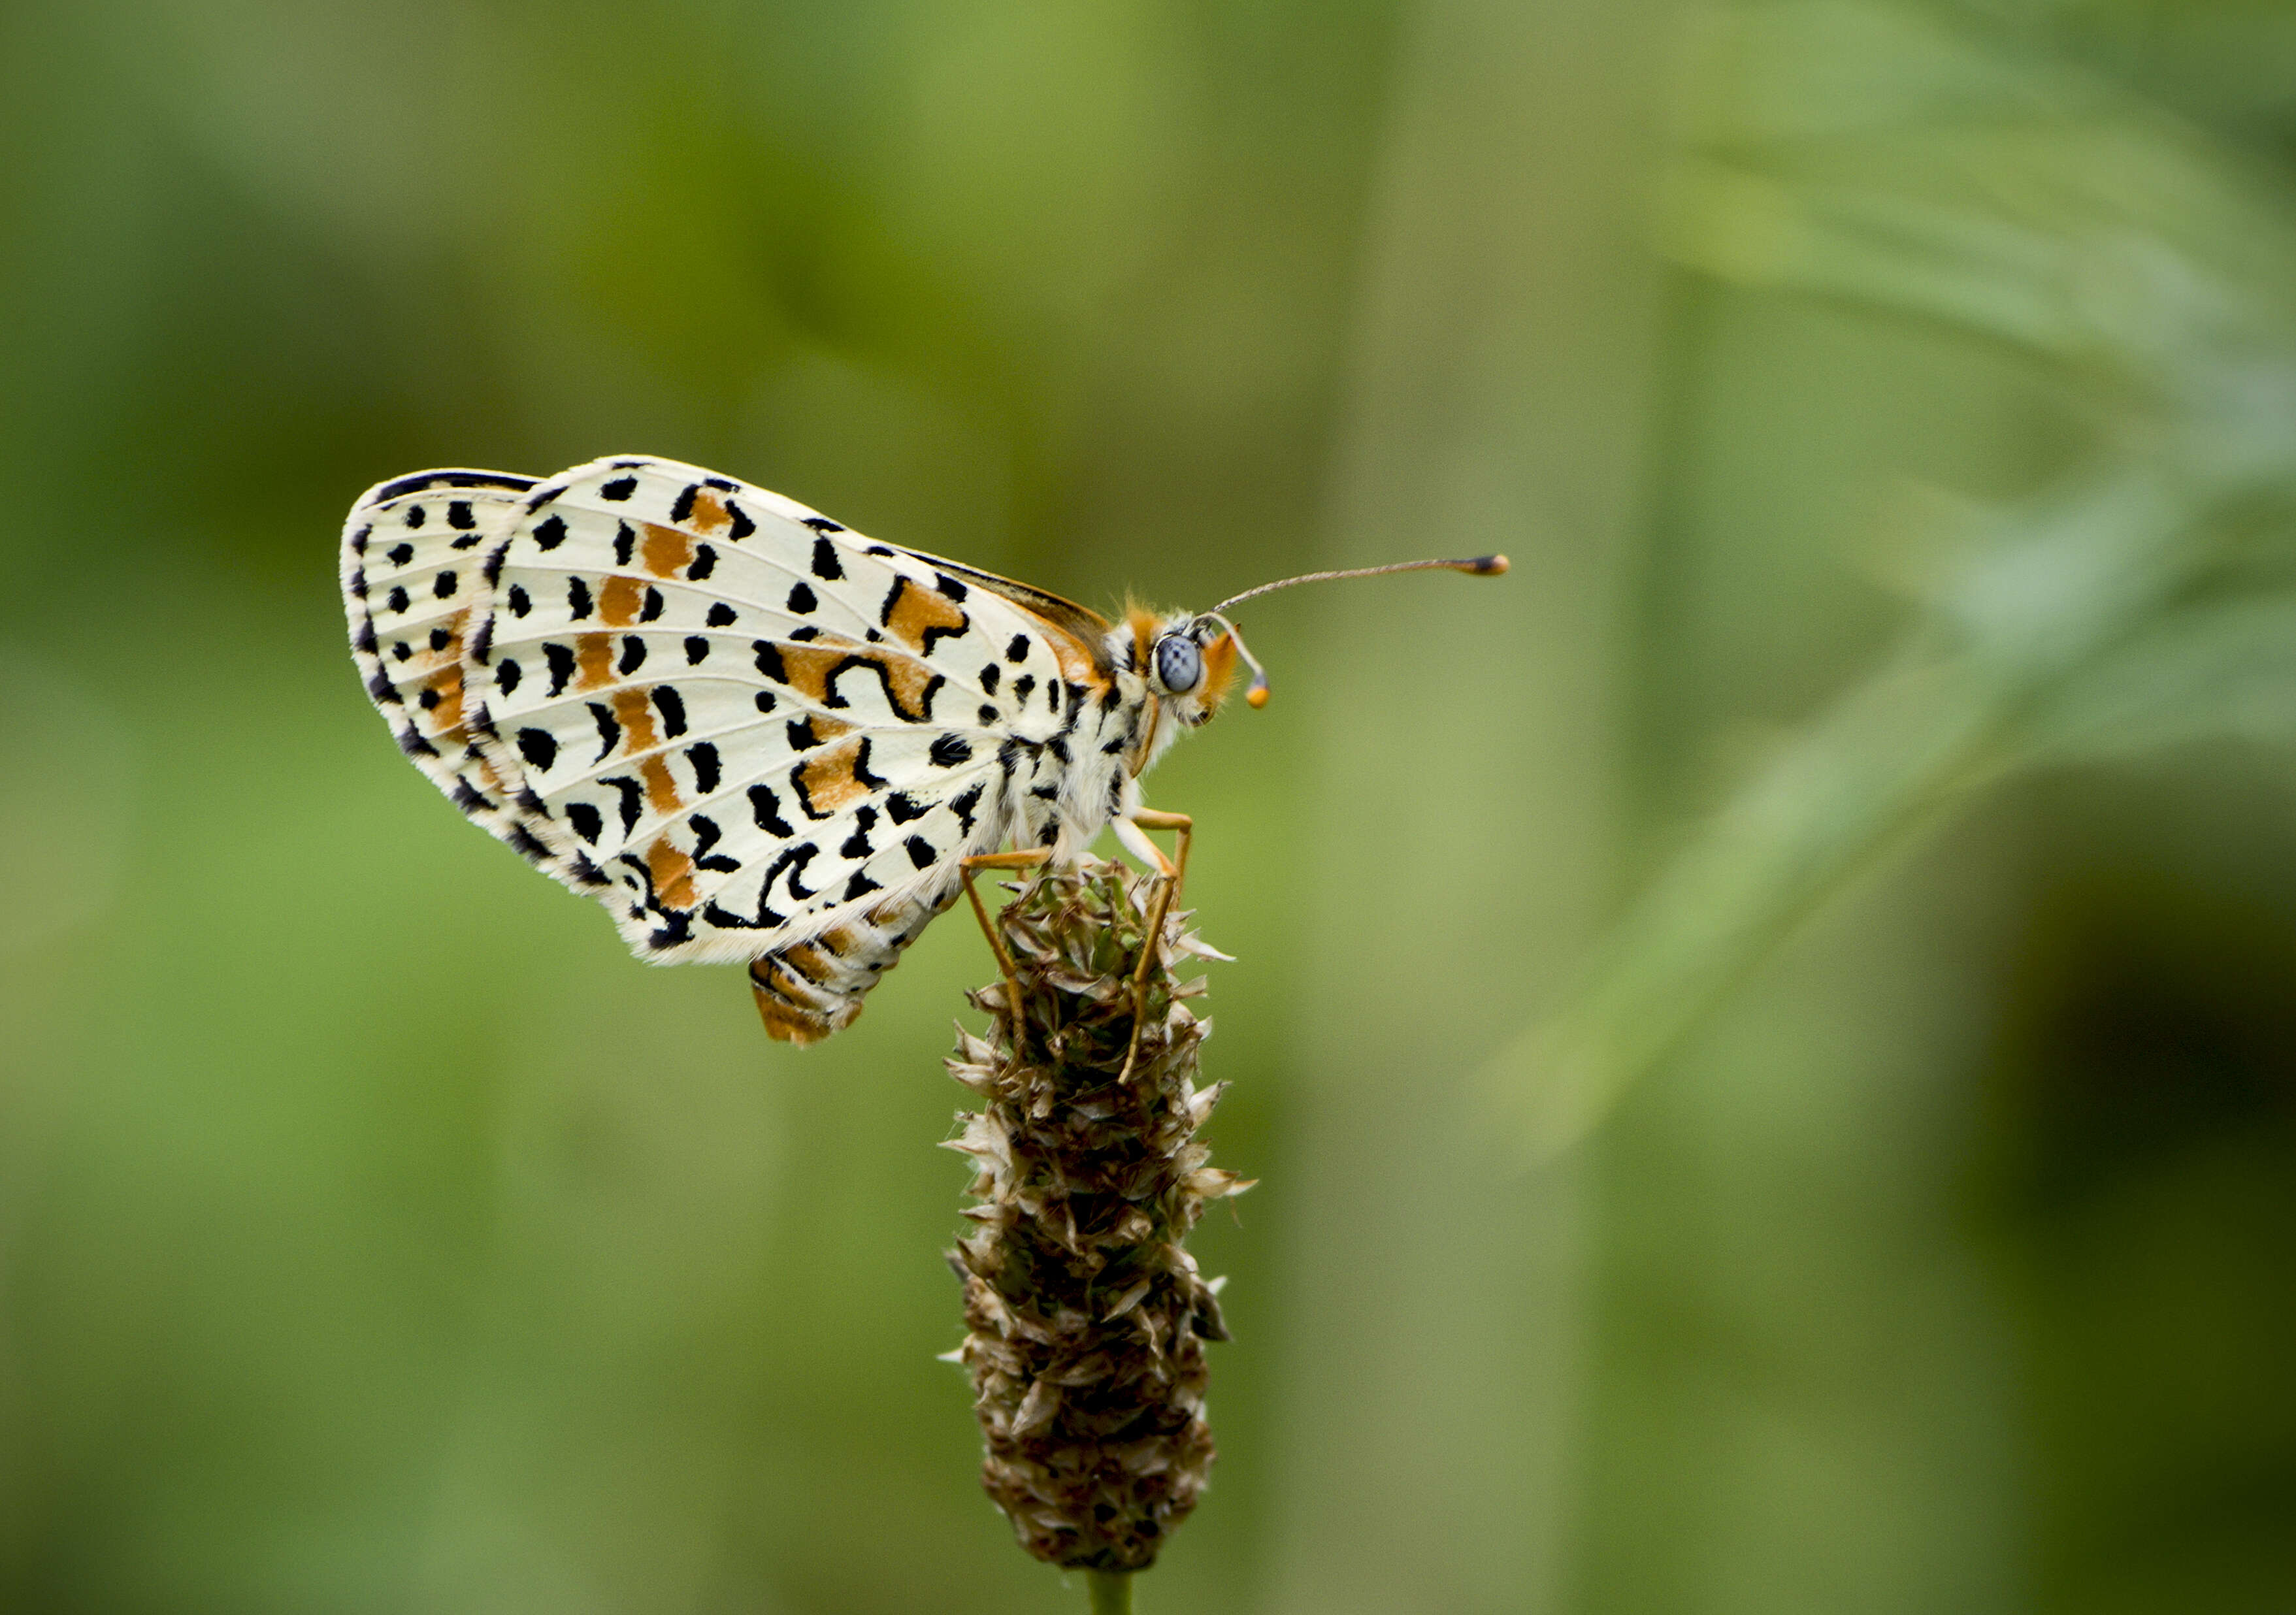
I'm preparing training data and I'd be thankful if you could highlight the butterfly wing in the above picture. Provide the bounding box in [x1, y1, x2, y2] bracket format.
[341, 470, 566, 870]
[461, 457, 1117, 972]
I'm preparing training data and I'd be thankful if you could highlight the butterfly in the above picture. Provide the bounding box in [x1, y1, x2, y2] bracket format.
[342, 455, 1503, 1043]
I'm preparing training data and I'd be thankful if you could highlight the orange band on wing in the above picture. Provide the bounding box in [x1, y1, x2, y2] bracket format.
[642, 523, 695, 576]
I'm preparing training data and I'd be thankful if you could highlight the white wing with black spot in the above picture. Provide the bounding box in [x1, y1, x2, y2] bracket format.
[460, 457, 1116, 966]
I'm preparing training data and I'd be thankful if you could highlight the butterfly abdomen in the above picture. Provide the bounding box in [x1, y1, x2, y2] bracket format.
[747, 879, 962, 1043]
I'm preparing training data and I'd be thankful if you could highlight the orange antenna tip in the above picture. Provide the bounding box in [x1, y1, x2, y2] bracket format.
[1245, 679, 1271, 709]
[1469, 554, 1509, 576]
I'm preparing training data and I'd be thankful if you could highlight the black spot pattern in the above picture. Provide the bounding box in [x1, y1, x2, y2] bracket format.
[653, 687, 687, 738]
[687, 743, 721, 795]
[517, 728, 557, 770]
[534, 514, 568, 549]
[685, 636, 709, 665]
[1013, 674, 1036, 704]
[812, 536, 844, 579]
[434, 570, 457, 598]
[497, 658, 522, 694]
[617, 636, 645, 675]
[600, 475, 638, 501]
[706, 602, 736, 627]
[614, 523, 636, 565]
[930, 734, 972, 768]
[608, 777, 643, 835]
[508, 584, 531, 616]
[568, 578, 593, 619]
[787, 581, 817, 615]
[693, 816, 740, 872]
[885, 792, 927, 824]
[750, 785, 795, 836]
[589, 703, 621, 763]
[387, 586, 409, 614]
[544, 643, 576, 696]
[950, 785, 983, 832]
[387, 542, 414, 566]
[448, 500, 476, 530]
[1008, 634, 1030, 662]
[905, 835, 937, 870]
[687, 545, 717, 580]
[567, 802, 603, 843]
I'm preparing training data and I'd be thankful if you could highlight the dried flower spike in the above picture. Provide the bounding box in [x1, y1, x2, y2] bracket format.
[944, 856, 1251, 1574]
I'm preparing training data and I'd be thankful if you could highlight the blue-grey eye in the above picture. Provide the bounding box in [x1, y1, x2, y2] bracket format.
[1155, 634, 1202, 694]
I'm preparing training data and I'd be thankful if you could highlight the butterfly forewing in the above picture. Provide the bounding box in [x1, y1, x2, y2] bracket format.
[462, 457, 1106, 965]
[340, 470, 567, 870]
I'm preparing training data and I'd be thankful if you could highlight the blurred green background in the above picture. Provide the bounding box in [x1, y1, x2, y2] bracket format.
[5, 0, 2296, 1610]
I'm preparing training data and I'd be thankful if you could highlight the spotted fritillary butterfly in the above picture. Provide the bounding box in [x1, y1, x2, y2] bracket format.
[343, 456, 1502, 1042]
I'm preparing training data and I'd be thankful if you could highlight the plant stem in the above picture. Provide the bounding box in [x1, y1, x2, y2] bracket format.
[1087, 1571, 1134, 1614]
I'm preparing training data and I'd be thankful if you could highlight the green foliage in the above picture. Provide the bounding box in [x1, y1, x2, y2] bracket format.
[1500, 0, 2296, 1158]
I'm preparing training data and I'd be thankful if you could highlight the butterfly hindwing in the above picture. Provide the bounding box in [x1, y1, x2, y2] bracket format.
[465, 457, 1107, 964]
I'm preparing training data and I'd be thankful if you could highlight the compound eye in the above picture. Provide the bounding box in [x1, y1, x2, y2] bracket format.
[1154, 634, 1203, 694]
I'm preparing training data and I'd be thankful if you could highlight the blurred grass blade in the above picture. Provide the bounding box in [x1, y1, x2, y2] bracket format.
[2020, 589, 2296, 760]
[1668, 2, 2296, 388]
[1485, 465, 2201, 1160]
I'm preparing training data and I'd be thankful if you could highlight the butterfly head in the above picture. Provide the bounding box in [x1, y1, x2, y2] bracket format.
[1130, 609, 1244, 729]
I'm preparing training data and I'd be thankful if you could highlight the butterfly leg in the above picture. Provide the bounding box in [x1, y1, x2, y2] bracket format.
[1123, 808, 1194, 893]
[960, 848, 1053, 1039]
[1117, 809, 1194, 1081]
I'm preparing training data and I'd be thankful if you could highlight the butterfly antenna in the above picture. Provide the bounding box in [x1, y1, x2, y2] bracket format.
[1201, 553, 1509, 707]
[1189, 613, 1275, 708]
